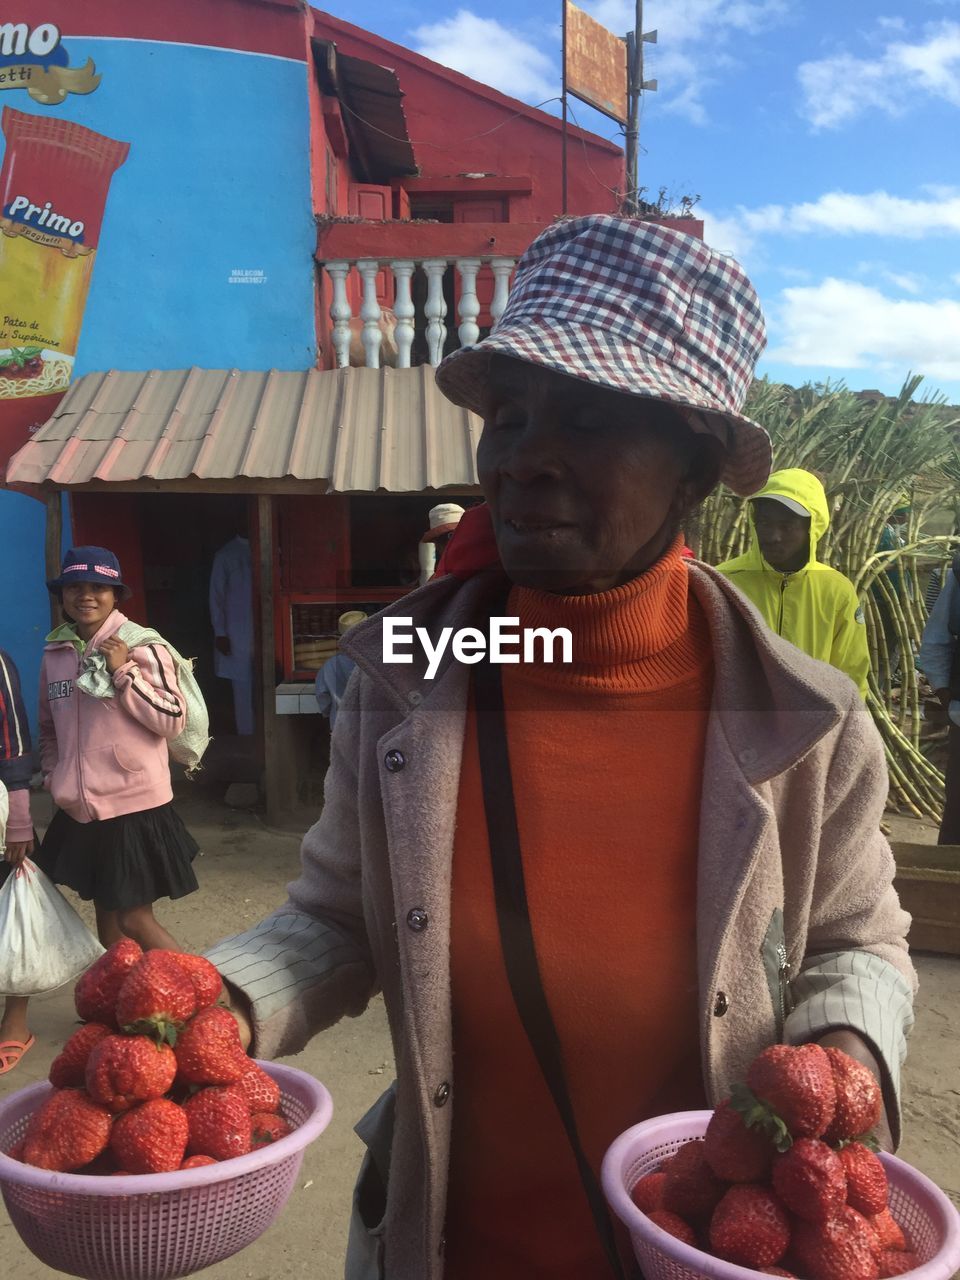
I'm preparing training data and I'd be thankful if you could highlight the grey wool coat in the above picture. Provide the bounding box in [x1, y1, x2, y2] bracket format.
[206, 562, 916, 1280]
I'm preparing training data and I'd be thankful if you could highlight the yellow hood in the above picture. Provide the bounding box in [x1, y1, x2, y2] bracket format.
[746, 468, 830, 571]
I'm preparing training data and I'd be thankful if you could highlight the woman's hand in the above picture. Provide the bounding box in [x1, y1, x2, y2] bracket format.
[100, 636, 130, 673]
[4, 839, 34, 867]
[818, 1028, 893, 1151]
[217, 982, 253, 1053]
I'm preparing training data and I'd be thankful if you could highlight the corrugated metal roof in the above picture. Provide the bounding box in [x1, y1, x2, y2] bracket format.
[6, 366, 483, 492]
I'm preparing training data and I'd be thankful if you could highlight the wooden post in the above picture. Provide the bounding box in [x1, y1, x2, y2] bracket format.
[257, 493, 282, 823]
[44, 489, 63, 629]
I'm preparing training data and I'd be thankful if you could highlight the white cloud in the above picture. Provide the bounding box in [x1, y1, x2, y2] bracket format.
[703, 189, 960, 257]
[798, 20, 960, 129]
[769, 279, 960, 381]
[412, 11, 557, 102]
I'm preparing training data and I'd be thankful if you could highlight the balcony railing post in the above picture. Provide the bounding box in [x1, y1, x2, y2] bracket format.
[326, 261, 353, 368]
[490, 258, 515, 328]
[455, 258, 482, 348]
[422, 258, 449, 367]
[390, 259, 415, 368]
[357, 259, 383, 369]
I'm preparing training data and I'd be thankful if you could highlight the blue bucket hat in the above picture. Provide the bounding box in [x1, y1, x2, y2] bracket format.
[46, 546, 131, 598]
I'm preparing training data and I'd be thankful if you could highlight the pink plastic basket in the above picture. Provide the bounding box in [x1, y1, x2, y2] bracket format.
[602, 1110, 960, 1280]
[0, 1060, 333, 1280]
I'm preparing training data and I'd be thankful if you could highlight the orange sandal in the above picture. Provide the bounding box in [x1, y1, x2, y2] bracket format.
[0, 1035, 36, 1075]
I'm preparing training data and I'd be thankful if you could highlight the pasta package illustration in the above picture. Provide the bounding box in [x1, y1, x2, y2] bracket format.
[0, 106, 129, 402]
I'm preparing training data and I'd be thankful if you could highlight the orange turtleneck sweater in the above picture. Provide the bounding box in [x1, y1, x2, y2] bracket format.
[443, 543, 714, 1279]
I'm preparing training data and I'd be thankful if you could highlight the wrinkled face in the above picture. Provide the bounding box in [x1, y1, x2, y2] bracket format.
[477, 357, 716, 594]
[61, 582, 118, 634]
[752, 498, 811, 573]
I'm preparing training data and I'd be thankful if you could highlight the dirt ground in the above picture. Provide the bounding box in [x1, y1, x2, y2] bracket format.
[2, 785, 958, 1279]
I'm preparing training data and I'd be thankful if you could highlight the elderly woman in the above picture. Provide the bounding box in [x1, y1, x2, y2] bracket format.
[209, 218, 914, 1280]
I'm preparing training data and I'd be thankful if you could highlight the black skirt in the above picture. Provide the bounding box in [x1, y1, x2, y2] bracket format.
[34, 803, 200, 911]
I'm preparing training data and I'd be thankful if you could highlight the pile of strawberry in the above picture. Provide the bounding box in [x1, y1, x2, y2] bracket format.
[630, 1044, 919, 1280]
[8, 941, 290, 1176]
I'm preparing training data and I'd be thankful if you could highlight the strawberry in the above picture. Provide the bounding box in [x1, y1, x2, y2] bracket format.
[110, 1099, 189, 1174]
[771, 1137, 848, 1222]
[822, 1047, 883, 1145]
[662, 1140, 724, 1219]
[183, 1085, 252, 1161]
[22, 1089, 113, 1171]
[709, 1184, 791, 1269]
[747, 1043, 837, 1140]
[647, 1210, 697, 1245]
[839, 1142, 889, 1216]
[630, 1171, 666, 1213]
[879, 1250, 920, 1277]
[171, 953, 223, 1010]
[173, 1007, 249, 1086]
[181, 1154, 218, 1168]
[251, 1113, 291, 1148]
[85, 1034, 177, 1113]
[870, 1208, 907, 1251]
[234, 1062, 281, 1114]
[792, 1204, 882, 1280]
[74, 939, 143, 1027]
[49, 1022, 112, 1088]
[115, 951, 197, 1043]
[704, 1096, 775, 1182]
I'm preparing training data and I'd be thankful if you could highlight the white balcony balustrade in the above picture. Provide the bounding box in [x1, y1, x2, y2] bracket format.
[321, 256, 516, 369]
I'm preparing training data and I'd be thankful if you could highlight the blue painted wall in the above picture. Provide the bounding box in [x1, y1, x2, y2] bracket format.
[1, 37, 316, 736]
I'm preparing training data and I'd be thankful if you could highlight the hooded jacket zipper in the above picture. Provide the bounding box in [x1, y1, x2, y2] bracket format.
[777, 941, 792, 1030]
[777, 577, 788, 635]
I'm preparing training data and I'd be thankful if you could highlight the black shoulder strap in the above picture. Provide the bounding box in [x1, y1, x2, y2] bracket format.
[474, 657, 639, 1280]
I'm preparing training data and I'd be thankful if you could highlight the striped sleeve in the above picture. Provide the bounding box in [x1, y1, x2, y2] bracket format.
[0, 649, 33, 791]
[784, 950, 915, 1147]
[112, 644, 185, 739]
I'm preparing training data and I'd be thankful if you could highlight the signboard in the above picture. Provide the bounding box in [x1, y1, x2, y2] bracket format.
[563, 0, 627, 125]
[0, 21, 100, 105]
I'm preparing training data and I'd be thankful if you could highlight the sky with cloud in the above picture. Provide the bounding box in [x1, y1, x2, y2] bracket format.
[325, 0, 960, 402]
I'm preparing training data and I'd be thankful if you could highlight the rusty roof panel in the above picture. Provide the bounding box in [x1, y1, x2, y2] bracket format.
[6, 367, 481, 492]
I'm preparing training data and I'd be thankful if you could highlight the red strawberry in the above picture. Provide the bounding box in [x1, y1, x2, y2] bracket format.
[173, 1007, 249, 1086]
[115, 951, 197, 1043]
[234, 1062, 281, 1114]
[74, 939, 143, 1027]
[22, 1089, 113, 1171]
[747, 1043, 837, 1139]
[879, 1250, 920, 1277]
[792, 1204, 882, 1280]
[171, 953, 223, 1009]
[839, 1142, 889, 1216]
[630, 1171, 666, 1213]
[772, 1137, 848, 1222]
[662, 1140, 724, 1219]
[822, 1048, 883, 1145]
[709, 1185, 791, 1269]
[183, 1085, 252, 1161]
[49, 1022, 112, 1088]
[870, 1208, 907, 1251]
[704, 1097, 775, 1182]
[110, 1099, 189, 1174]
[181, 1154, 218, 1168]
[85, 1034, 177, 1113]
[647, 1210, 697, 1245]
[251, 1113, 291, 1149]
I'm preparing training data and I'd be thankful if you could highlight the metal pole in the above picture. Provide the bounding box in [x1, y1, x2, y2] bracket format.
[561, 0, 569, 214]
[624, 29, 639, 214]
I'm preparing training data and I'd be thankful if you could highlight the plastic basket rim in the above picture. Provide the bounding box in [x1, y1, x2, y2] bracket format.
[0, 1059, 333, 1196]
[601, 1110, 960, 1280]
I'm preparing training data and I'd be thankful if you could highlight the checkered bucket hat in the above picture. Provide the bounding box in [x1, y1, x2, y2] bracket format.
[435, 215, 772, 496]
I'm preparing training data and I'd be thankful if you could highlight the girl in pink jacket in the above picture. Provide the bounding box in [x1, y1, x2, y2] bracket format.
[36, 547, 199, 950]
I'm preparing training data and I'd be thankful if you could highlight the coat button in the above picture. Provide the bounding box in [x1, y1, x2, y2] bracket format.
[433, 1081, 450, 1106]
[714, 991, 729, 1017]
[384, 749, 406, 772]
[407, 907, 428, 932]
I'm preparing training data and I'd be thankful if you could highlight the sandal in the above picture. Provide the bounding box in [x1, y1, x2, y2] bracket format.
[0, 1035, 36, 1075]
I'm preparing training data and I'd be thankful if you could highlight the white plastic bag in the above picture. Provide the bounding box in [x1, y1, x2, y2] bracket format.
[0, 859, 104, 995]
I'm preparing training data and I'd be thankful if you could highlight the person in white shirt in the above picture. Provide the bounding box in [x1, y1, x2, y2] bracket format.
[209, 530, 255, 735]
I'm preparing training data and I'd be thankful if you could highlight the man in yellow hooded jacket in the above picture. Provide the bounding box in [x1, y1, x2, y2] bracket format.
[717, 468, 871, 698]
